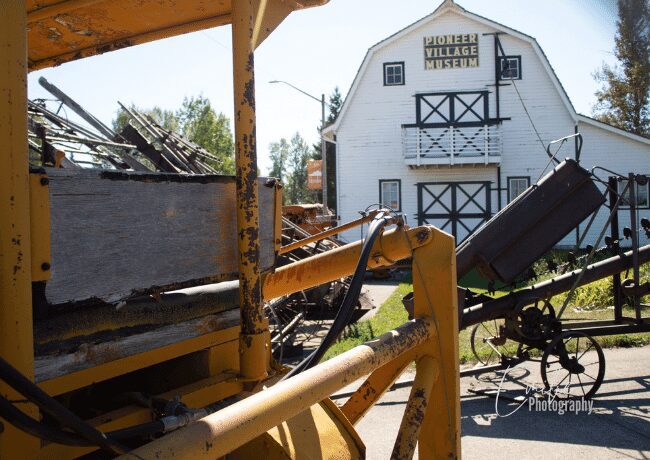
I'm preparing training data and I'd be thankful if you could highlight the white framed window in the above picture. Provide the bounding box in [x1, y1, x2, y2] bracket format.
[499, 56, 521, 80]
[383, 62, 405, 86]
[617, 177, 649, 208]
[380, 179, 401, 211]
[508, 176, 530, 202]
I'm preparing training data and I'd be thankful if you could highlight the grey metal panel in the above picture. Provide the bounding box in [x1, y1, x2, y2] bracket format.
[44, 168, 276, 306]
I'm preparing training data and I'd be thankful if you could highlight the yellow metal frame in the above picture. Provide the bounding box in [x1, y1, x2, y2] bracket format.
[122, 224, 460, 459]
[29, 173, 51, 282]
[1, 0, 461, 458]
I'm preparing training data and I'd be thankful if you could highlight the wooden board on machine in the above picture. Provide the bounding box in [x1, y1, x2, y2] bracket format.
[43, 168, 277, 307]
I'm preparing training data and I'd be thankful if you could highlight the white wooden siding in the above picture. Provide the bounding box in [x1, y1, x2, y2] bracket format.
[335, 8, 650, 248]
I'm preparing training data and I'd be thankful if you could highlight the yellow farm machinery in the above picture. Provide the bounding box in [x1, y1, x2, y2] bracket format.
[1, 1, 459, 458]
[1, 1, 648, 459]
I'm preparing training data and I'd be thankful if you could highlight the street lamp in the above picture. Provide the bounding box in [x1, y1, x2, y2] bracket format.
[269, 80, 330, 209]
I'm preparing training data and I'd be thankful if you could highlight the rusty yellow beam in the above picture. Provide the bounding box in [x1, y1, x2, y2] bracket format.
[278, 210, 380, 255]
[29, 173, 51, 282]
[341, 348, 416, 424]
[27, 0, 104, 22]
[391, 355, 438, 459]
[411, 232, 461, 459]
[273, 181, 283, 253]
[232, 0, 267, 382]
[119, 318, 434, 459]
[264, 225, 433, 300]
[0, 1, 39, 456]
[29, 13, 233, 71]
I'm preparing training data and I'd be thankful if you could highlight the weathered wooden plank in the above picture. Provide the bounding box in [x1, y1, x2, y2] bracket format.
[44, 168, 276, 306]
[34, 309, 241, 383]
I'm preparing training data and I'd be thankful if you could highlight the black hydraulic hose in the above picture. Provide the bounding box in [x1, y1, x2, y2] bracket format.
[0, 394, 93, 447]
[0, 392, 192, 448]
[0, 356, 127, 455]
[283, 213, 395, 380]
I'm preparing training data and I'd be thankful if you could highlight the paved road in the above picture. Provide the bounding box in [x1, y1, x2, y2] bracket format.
[350, 345, 650, 459]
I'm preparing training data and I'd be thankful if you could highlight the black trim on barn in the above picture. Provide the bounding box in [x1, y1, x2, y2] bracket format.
[412, 90, 509, 128]
[498, 55, 522, 80]
[414, 91, 491, 126]
[379, 179, 402, 211]
[416, 181, 492, 242]
[383, 61, 405, 86]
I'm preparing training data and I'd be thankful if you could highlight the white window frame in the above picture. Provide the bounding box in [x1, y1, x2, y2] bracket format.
[383, 62, 405, 86]
[508, 176, 530, 202]
[379, 179, 401, 211]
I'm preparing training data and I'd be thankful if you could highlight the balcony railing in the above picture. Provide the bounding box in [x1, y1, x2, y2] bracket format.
[402, 124, 501, 166]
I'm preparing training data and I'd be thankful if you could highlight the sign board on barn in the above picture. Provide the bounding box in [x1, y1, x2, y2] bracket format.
[307, 160, 322, 190]
[424, 33, 479, 70]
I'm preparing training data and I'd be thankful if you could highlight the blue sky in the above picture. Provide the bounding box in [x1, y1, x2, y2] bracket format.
[28, 0, 618, 174]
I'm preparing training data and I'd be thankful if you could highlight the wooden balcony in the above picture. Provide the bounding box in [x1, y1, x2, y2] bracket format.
[401, 124, 501, 167]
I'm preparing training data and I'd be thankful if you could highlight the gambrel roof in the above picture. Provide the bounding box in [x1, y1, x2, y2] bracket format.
[324, 0, 650, 146]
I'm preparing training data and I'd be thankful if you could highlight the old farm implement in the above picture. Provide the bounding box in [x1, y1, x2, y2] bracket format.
[1, 1, 460, 459]
[453, 157, 649, 398]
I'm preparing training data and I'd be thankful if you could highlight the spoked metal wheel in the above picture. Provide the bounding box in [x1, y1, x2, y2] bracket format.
[541, 331, 605, 399]
[470, 319, 517, 366]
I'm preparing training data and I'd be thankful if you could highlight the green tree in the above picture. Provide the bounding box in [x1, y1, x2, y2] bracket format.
[269, 133, 318, 204]
[593, 0, 650, 136]
[177, 96, 235, 173]
[269, 138, 290, 182]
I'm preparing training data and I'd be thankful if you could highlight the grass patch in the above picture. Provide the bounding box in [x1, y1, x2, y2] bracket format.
[323, 281, 413, 360]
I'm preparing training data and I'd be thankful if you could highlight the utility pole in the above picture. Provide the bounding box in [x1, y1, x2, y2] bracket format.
[321, 93, 327, 209]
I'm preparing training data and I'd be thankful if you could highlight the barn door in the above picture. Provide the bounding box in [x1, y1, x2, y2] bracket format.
[417, 181, 491, 243]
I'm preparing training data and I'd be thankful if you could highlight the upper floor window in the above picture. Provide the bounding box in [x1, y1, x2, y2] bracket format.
[383, 62, 405, 86]
[379, 179, 401, 211]
[508, 176, 530, 202]
[499, 56, 521, 80]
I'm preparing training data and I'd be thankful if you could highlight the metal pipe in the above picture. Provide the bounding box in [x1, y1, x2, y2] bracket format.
[608, 176, 623, 322]
[391, 355, 437, 460]
[462, 244, 650, 328]
[264, 225, 433, 300]
[232, 0, 266, 381]
[341, 349, 416, 424]
[278, 210, 379, 254]
[629, 173, 641, 321]
[119, 318, 434, 459]
[0, 1, 39, 456]
[321, 93, 327, 209]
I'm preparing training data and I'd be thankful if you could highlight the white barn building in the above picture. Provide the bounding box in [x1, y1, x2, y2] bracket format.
[324, 0, 650, 247]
